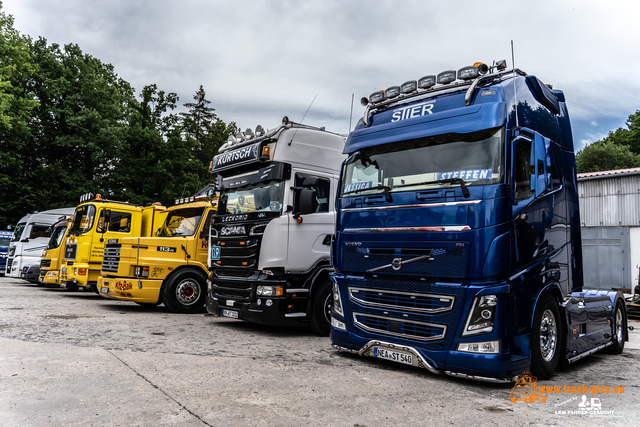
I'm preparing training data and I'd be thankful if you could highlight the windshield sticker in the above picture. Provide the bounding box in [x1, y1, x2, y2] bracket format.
[391, 100, 436, 123]
[344, 181, 373, 193]
[438, 169, 492, 181]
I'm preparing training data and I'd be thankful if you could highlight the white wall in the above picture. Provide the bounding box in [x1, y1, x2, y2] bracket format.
[631, 227, 640, 296]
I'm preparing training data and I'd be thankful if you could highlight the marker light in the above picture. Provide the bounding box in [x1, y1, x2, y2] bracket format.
[255, 125, 265, 137]
[418, 75, 436, 89]
[261, 145, 271, 161]
[385, 86, 400, 99]
[369, 91, 385, 103]
[457, 66, 479, 80]
[400, 80, 417, 94]
[437, 70, 456, 85]
[175, 199, 179, 205]
[95, 194, 102, 200]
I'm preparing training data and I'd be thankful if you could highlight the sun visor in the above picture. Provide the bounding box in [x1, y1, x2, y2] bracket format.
[345, 102, 506, 153]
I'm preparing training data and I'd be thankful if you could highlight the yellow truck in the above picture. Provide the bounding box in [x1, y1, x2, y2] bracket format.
[38, 216, 71, 287]
[61, 194, 167, 292]
[97, 185, 217, 313]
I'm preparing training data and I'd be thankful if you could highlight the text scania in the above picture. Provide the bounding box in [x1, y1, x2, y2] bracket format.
[220, 226, 246, 236]
[391, 101, 435, 122]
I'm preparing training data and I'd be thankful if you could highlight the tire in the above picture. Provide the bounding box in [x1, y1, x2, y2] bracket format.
[89, 282, 99, 294]
[309, 280, 331, 336]
[607, 299, 626, 354]
[135, 302, 160, 308]
[161, 270, 207, 314]
[531, 294, 562, 380]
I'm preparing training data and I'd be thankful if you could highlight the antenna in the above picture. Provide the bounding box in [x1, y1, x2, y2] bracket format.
[289, 95, 317, 145]
[349, 93, 354, 132]
[180, 183, 187, 198]
[511, 40, 519, 128]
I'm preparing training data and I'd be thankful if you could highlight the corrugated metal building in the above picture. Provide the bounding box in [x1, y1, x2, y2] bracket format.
[578, 167, 640, 291]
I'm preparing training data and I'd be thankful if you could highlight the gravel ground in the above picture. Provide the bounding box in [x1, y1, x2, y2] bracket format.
[0, 276, 639, 426]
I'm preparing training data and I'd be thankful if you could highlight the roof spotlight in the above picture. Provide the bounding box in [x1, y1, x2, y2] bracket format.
[458, 66, 479, 81]
[495, 59, 507, 71]
[400, 80, 417, 94]
[385, 86, 400, 98]
[282, 116, 290, 125]
[255, 125, 265, 137]
[236, 131, 246, 142]
[360, 97, 369, 107]
[227, 135, 236, 144]
[369, 91, 385, 103]
[437, 70, 457, 85]
[418, 75, 436, 89]
[245, 128, 254, 139]
[474, 62, 489, 75]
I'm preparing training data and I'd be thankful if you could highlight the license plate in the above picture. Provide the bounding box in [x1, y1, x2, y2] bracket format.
[100, 287, 109, 294]
[210, 246, 221, 260]
[373, 347, 413, 365]
[222, 309, 238, 319]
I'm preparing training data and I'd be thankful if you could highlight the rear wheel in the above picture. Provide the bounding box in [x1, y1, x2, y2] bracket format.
[309, 280, 331, 336]
[161, 270, 206, 314]
[607, 300, 626, 354]
[531, 295, 562, 380]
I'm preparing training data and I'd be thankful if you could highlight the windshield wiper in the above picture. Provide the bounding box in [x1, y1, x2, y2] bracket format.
[343, 185, 393, 203]
[393, 178, 470, 198]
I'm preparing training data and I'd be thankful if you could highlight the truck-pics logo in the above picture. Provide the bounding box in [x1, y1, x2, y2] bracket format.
[509, 372, 547, 404]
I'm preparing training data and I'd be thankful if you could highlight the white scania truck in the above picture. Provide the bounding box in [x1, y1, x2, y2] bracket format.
[206, 117, 345, 335]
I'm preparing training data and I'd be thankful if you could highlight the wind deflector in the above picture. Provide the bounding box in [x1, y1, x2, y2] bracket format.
[526, 76, 560, 115]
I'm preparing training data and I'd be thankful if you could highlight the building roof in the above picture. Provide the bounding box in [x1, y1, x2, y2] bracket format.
[577, 167, 640, 181]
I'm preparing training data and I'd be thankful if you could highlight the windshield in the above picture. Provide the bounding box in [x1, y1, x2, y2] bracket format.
[69, 205, 96, 235]
[158, 207, 205, 237]
[47, 224, 68, 250]
[341, 127, 504, 197]
[0, 238, 10, 246]
[219, 180, 285, 215]
[11, 223, 26, 242]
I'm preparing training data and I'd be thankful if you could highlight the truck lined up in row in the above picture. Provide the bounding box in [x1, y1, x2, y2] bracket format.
[97, 185, 217, 313]
[206, 118, 345, 334]
[329, 60, 630, 381]
[4, 63, 632, 383]
[60, 195, 167, 293]
[6, 208, 76, 282]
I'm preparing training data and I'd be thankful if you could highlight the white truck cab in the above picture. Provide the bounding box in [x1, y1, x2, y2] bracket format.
[207, 117, 346, 335]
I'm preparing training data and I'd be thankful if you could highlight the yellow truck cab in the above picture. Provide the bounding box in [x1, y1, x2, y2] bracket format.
[97, 185, 218, 313]
[62, 193, 167, 292]
[38, 216, 71, 287]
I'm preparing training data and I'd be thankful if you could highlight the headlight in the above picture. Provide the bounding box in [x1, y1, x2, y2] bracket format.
[457, 340, 500, 354]
[256, 286, 283, 296]
[332, 281, 344, 317]
[331, 317, 346, 331]
[461, 294, 497, 336]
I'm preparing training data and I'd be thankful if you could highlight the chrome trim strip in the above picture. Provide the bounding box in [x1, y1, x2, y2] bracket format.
[367, 255, 434, 273]
[445, 371, 517, 384]
[341, 200, 481, 212]
[353, 312, 446, 342]
[286, 288, 309, 293]
[348, 287, 455, 314]
[345, 226, 471, 233]
[284, 312, 307, 318]
[567, 342, 613, 364]
[358, 340, 442, 374]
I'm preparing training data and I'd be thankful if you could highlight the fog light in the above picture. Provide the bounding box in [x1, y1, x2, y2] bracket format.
[457, 340, 500, 354]
[331, 317, 346, 331]
[257, 299, 262, 306]
[266, 299, 273, 307]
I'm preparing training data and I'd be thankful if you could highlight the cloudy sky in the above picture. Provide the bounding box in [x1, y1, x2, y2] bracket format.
[3, 0, 639, 150]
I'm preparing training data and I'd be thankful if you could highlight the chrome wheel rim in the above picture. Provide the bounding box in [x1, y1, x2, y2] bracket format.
[615, 307, 624, 344]
[540, 309, 557, 362]
[175, 279, 200, 305]
[323, 293, 331, 325]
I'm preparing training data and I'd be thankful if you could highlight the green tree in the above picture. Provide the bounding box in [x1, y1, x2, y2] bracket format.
[0, 3, 39, 228]
[576, 140, 640, 173]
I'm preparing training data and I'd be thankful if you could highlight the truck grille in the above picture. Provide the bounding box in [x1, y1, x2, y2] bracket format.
[40, 259, 52, 268]
[353, 312, 447, 341]
[212, 270, 257, 301]
[342, 245, 468, 278]
[8, 246, 15, 256]
[6, 258, 12, 270]
[348, 287, 454, 314]
[102, 244, 121, 273]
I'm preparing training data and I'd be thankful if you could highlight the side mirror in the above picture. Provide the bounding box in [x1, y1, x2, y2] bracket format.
[298, 188, 318, 215]
[530, 133, 550, 197]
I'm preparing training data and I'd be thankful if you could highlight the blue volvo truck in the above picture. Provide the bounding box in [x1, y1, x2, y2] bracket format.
[329, 60, 630, 382]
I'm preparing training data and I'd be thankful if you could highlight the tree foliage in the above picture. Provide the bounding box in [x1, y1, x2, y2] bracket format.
[576, 110, 640, 173]
[0, 3, 235, 228]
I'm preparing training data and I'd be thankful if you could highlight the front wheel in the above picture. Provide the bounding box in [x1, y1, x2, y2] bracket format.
[161, 270, 207, 314]
[607, 299, 626, 354]
[531, 294, 562, 380]
[309, 280, 331, 336]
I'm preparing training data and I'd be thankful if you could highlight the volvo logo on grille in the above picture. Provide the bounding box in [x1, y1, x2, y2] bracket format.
[392, 258, 403, 270]
[220, 226, 246, 236]
[367, 252, 435, 273]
